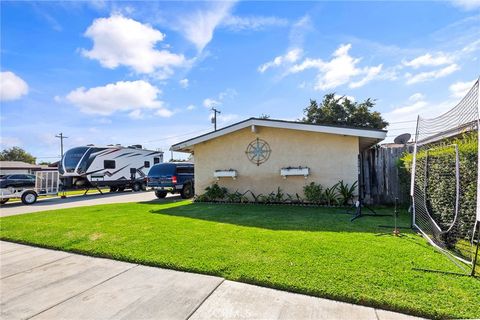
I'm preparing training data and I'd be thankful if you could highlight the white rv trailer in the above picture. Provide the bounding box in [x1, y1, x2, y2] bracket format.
[59, 145, 163, 191]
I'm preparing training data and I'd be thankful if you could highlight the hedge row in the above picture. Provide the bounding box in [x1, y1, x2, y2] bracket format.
[401, 133, 478, 245]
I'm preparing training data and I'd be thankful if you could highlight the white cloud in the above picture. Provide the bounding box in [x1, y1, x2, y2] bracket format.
[66, 80, 172, 117]
[258, 48, 303, 73]
[405, 64, 459, 85]
[155, 108, 174, 117]
[0, 71, 29, 101]
[186, 104, 196, 110]
[218, 88, 237, 100]
[349, 64, 383, 89]
[409, 93, 426, 102]
[389, 100, 428, 116]
[289, 15, 312, 48]
[449, 79, 476, 98]
[288, 44, 382, 90]
[203, 88, 237, 108]
[402, 53, 453, 69]
[203, 98, 221, 108]
[450, 0, 480, 10]
[175, 2, 235, 52]
[128, 109, 144, 119]
[383, 94, 460, 143]
[222, 15, 288, 31]
[82, 15, 186, 75]
[179, 78, 189, 88]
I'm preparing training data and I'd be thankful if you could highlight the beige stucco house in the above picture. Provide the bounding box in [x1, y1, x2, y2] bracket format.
[171, 118, 387, 197]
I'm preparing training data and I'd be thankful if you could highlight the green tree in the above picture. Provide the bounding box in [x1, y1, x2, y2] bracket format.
[302, 93, 388, 129]
[0, 147, 36, 164]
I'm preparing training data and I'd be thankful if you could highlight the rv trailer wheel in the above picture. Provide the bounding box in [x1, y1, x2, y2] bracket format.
[133, 182, 141, 192]
[21, 191, 37, 205]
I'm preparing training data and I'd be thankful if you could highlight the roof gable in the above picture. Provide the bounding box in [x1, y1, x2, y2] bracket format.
[171, 118, 387, 153]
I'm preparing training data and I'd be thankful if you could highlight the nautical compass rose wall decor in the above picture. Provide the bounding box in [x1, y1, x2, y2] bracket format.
[245, 138, 271, 166]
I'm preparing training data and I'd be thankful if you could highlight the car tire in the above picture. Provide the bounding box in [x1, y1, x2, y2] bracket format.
[155, 190, 167, 199]
[0, 198, 9, 204]
[132, 182, 141, 192]
[21, 191, 37, 205]
[110, 187, 118, 192]
[181, 183, 193, 199]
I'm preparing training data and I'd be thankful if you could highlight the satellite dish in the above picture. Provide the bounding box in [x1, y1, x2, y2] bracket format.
[394, 133, 412, 145]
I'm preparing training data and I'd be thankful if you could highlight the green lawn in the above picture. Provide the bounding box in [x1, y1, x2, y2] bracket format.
[1, 201, 479, 319]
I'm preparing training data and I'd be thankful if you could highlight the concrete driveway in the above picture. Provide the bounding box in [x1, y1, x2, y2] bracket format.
[0, 191, 178, 217]
[1, 241, 423, 320]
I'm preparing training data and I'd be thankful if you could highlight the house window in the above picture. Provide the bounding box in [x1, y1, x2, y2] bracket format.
[104, 160, 116, 169]
[144, 161, 150, 168]
[154, 157, 160, 164]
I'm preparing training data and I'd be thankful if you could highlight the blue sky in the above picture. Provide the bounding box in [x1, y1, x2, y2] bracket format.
[1, 0, 479, 162]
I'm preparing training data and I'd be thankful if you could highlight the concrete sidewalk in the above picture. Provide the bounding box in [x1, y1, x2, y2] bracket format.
[0, 241, 423, 320]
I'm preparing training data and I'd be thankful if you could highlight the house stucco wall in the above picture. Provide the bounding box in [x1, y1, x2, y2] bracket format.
[193, 126, 359, 197]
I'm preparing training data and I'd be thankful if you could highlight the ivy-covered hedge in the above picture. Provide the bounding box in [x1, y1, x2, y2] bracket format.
[401, 133, 478, 245]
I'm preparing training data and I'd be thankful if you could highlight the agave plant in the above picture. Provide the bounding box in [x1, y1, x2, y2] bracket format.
[274, 187, 285, 202]
[323, 183, 340, 206]
[338, 180, 358, 205]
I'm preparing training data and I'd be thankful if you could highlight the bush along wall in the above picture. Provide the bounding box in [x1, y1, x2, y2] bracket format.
[401, 133, 478, 245]
[194, 180, 357, 207]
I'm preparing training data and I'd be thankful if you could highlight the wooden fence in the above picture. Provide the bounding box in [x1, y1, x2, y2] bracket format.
[360, 145, 413, 205]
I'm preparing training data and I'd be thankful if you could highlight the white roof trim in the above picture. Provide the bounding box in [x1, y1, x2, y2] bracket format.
[171, 118, 387, 152]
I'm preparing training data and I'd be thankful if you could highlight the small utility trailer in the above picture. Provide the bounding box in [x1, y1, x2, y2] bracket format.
[0, 171, 60, 205]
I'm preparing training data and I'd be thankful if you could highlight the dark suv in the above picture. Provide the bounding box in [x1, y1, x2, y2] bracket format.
[147, 162, 194, 199]
[0, 174, 36, 189]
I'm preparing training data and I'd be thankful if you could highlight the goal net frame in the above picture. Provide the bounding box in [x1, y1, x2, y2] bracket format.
[410, 78, 480, 275]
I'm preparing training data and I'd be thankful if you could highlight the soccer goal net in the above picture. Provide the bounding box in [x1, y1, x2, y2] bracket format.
[410, 78, 480, 274]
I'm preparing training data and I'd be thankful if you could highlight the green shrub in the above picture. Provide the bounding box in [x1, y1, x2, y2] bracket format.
[303, 182, 323, 203]
[338, 180, 357, 205]
[203, 183, 229, 201]
[401, 133, 478, 244]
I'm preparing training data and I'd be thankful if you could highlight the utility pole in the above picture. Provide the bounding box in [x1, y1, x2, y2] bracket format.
[55, 133, 68, 158]
[211, 107, 221, 131]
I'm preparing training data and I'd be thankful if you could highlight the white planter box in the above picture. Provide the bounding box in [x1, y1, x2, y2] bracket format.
[214, 170, 238, 180]
[280, 167, 310, 178]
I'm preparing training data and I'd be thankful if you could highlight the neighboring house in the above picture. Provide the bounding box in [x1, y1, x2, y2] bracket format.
[170, 118, 387, 197]
[0, 161, 58, 175]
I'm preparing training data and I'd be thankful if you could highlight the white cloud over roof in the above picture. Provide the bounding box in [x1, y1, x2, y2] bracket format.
[82, 15, 187, 75]
[66, 80, 172, 117]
